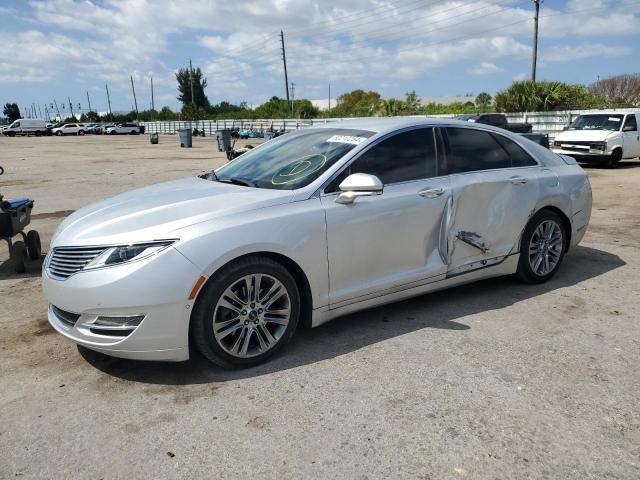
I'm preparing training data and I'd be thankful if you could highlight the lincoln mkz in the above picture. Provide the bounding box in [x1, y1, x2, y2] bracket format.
[43, 118, 592, 367]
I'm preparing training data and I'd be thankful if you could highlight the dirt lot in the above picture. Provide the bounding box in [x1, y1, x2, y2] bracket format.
[0, 135, 639, 479]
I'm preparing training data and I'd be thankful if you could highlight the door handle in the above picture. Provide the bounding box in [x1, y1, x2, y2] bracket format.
[509, 176, 528, 185]
[418, 187, 445, 198]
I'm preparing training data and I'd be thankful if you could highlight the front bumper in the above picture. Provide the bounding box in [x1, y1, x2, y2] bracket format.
[552, 148, 611, 163]
[42, 246, 203, 362]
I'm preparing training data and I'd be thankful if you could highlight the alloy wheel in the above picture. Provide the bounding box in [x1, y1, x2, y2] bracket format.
[528, 219, 563, 276]
[212, 273, 291, 358]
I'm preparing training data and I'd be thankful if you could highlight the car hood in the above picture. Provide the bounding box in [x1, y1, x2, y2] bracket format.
[555, 130, 617, 142]
[51, 177, 294, 247]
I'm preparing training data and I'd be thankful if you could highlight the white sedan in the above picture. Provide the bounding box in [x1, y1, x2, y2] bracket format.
[42, 118, 592, 367]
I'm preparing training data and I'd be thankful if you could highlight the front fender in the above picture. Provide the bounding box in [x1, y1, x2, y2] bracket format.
[172, 198, 328, 310]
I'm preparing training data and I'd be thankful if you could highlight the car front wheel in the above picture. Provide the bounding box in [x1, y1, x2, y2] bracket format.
[192, 255, 300, 367]
[516, 210, 567, 284]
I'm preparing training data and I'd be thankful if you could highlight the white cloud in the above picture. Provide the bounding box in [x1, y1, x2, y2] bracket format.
[542, 44, 631, 62]
[468, 62, 504, 75]
[1, 0, 638, 105]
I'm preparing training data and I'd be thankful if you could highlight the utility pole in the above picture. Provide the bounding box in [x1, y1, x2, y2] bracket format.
[189, 59, 195, 105]
[150, 76, 155, 112]
[44, 106, 50, 121]
[290, 82, 295, 116]
[38, 105, 43, 119]
[328, 82, 331, 115]
[53, 100, 61, 120]
[86, 91, 92, 113]
[130, 75, 139, 119]
[105, 84, 112, 120]
[280, 31, 290, 106]
[68, 97, 74, 119]
[531, 0, 541, 82]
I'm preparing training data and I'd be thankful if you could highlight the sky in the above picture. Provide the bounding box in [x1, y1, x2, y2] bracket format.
[1, 0, 639, 115]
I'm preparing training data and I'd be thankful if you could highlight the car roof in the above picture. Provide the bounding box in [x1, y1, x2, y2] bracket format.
[311, 116, 504, 135]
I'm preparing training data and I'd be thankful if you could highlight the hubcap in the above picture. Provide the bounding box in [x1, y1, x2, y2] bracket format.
[212, 273, 291, 358]
[528, 219, 563, 276]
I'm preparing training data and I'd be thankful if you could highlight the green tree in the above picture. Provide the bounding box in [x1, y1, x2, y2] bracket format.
[333, 90, 382, 117]
[176, 65, 209, 108]
[3, 103, 21, 122]
[157, 106, 178, 120]
[404, 91, 421, 113]
[494, 80, 604, 112]
[475, 92, 492, 110]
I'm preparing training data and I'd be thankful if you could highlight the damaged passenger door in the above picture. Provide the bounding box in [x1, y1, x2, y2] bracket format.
[441, 127, 540, 276]
[321, 127, 451, 308]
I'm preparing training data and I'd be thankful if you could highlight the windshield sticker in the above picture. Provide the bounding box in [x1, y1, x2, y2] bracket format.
[326, 135, 367, 145]
[272, 154, 327, 185]
[608, 117, 621, 122]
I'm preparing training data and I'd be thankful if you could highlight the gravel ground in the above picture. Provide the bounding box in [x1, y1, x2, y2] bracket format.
[0, 135, 639, 479]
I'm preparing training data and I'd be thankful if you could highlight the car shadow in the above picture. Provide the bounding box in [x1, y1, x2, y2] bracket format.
[0, 253, 44, 280]
[80, 245, 625, 385]
[581, 159, 640, 169]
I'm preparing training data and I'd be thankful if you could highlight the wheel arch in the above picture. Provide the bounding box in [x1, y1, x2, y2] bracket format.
[531, 205, 572, 252]
[190, 251, 314, 331]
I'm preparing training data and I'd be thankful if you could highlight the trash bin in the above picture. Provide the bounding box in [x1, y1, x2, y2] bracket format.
[178, 128, 192, 148]
[263, 131, 275, 142]
[150, 132, 159, 144]
[215, 130, 232, 152]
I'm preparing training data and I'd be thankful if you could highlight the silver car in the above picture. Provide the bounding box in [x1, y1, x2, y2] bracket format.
[42, 118, 592, 367]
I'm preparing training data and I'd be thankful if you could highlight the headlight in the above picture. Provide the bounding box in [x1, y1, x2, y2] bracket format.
[84, 240, 177, 270]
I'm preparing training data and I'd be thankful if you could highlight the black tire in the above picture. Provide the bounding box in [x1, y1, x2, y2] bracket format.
[56, 131, 62, 136]
[605, 149, 622, 169]
[191, 255, 301, 368]
[26, 230, 41, 260]
[110, 130, 117, 135]
[78, 130, 85, 136]
[516, 209, 567, 284]
[10, 241, 27, 274]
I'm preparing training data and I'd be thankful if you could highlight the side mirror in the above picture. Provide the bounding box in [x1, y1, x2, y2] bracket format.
[335, 173, 383, 205]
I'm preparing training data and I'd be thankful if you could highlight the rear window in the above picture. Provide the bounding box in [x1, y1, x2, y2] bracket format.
[444, 127, 510, 173]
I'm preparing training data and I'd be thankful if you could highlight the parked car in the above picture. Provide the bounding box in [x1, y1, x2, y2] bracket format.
[552, 112, 640, 168]
[1, 118, 50, 136]
[51, 123, 87, 136]
[43, 118, 592, 367]
[105, 123, 143, 135]
[83, 123, 102, 134]
[458, 113, 533, 133]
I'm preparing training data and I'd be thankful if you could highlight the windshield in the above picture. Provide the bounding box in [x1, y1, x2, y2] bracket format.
[214, 128, 375, 190]
[568, 114, 623, 131]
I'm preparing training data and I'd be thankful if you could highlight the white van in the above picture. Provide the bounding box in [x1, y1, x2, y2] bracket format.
[552, 112, 640, 168]
[1, 119, 50, 136]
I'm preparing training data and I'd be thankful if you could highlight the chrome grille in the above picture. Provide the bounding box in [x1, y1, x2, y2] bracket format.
[47, 246, 106, 279]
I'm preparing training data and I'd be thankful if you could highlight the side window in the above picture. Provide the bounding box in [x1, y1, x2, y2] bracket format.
[624, 115, 638, 131]
[324, 128, 437, 192]
[444, 127, 510, 173]
[492, 134, 538, 167]
[349, 128, 436, 184]
[14, 122, 20, 127]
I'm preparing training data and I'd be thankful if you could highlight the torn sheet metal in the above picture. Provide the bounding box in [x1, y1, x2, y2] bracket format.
[456, 231, 490, 253]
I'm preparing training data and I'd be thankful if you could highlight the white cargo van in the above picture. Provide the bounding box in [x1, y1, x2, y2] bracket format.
[1, 119, 50, 136]
[552, 112, 640, 168]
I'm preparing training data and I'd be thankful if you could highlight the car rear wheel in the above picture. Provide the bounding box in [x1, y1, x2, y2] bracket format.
[55, 131, 62, 136]
[110, 130, 117, 135]
[516, 210, 566, 284]
[192, 255, 300, 367]
[78, 130, 85, 136]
